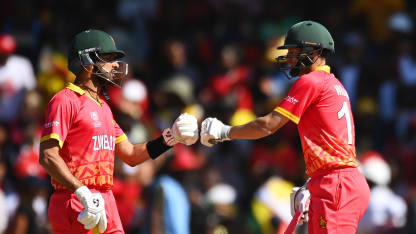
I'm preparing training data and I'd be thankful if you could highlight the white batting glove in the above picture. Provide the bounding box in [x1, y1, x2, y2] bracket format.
[200, 117, 231, 147]
[290, 186, 310, 225]
[172, 113, 199, 145]
[75, 186, 107, 233]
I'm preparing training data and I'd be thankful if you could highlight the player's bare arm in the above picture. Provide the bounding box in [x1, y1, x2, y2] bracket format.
[116, 113, 199, 166]
[39, 139, 84, 192]
[115, 139, 151, 166]
[230, 111, 289, 140]
[200, 111, 289, 146]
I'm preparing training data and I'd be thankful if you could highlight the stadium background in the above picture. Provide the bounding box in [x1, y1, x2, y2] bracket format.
[0, 0, 415, 233]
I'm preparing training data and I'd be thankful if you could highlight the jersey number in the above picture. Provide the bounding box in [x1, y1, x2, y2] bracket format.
[337, 101, 353, 145]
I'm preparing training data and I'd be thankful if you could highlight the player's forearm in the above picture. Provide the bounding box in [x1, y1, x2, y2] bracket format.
[131, 143, 151, 166]
[229, 111, 288, 140]
[230, 117, 274, 140]
[116, 140, 151, 167]
[117, 131, 177, 166]
[39, 145, 83, 192]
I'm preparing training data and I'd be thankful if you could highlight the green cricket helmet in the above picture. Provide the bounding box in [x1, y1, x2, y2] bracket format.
[276, 21, 334, 79]
[68, 29, 128, 87]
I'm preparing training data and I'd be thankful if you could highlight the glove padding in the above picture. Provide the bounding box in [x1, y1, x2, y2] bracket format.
[75, 186, 107, 233]
[290, 186, 310, 225]
[200, 117, 231, 147]
[172, 113, 199, 145]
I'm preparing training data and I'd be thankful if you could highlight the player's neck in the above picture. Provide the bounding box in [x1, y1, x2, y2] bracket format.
[75, 75, 99, 92]
[300, 57, 326, 76]
[75, 75, 101, 101]
[310, 57, 326, 70]
[82, 80, 99, 93]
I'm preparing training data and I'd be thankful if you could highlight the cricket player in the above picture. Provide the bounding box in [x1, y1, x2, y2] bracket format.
[39, 29, 199, 234]
[200, 21, 370, 233]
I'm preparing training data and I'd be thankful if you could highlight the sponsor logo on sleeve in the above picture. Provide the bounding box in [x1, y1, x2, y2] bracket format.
[44, 121, 60, 128]
[284, 96, 299, 104]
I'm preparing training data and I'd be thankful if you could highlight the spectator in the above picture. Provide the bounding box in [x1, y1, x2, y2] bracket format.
[358, 151, 407, 234]
[0, 34, 36, 123]
[250, 176, 294, 234]
[163, 39, 202, 93]
[201, 44, 254, 122]
[0, 1, 415, 233]
[0, 159, 8, 233]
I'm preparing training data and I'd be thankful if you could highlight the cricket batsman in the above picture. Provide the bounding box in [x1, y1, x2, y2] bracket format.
[200, 21, 370, 233]
[39, 29, 199, 233]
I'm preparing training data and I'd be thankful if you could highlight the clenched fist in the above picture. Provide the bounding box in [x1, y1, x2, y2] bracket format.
[200, 117, 231, 147]
[172, 113, 199, 145]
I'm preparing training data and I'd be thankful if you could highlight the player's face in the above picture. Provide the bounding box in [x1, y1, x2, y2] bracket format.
[286, 47, 301, 66]
[98, 53, 120, 72]
[93, 53, 128, 87]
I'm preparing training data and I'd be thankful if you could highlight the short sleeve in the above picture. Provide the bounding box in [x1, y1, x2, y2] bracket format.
[40, 94, 74, 148]
[274, 75, 321, 124]
[114, 120, 127, 144]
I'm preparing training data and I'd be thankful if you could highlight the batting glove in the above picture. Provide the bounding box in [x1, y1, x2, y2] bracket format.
[200, 117, 231, 147]
[290, 185, 310, 225]
[75, 186, 107, 233]
[172, 113, 199, 145]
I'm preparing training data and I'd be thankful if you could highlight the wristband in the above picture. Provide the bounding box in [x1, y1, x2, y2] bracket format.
[146, 135, 172, 159]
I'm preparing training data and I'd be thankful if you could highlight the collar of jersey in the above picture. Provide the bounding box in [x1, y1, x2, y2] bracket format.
[312, 65, 330, 73]
[66, 82, 102, 106]
[66, 82, 85, 95]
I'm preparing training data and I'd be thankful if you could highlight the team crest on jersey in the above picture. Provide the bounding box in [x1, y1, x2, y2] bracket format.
[90, 112, 102, 127]
[320, 216, 327, 228]
[91, 112, 99, 121]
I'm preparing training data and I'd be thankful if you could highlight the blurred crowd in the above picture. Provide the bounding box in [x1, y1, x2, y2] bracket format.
[1, 0, 416, 233]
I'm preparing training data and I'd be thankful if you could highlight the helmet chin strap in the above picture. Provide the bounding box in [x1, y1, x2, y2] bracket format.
[277, 47, 320, 79]
[288, 49, 319, 77]
[289, 56, 314, 77]
[91, 70, 110, 101]
[99, 79, 110, 101]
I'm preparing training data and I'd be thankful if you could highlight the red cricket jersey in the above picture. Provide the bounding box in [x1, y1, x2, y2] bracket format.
[274, 65, 358, 175]
[40, 83, 127, 190]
